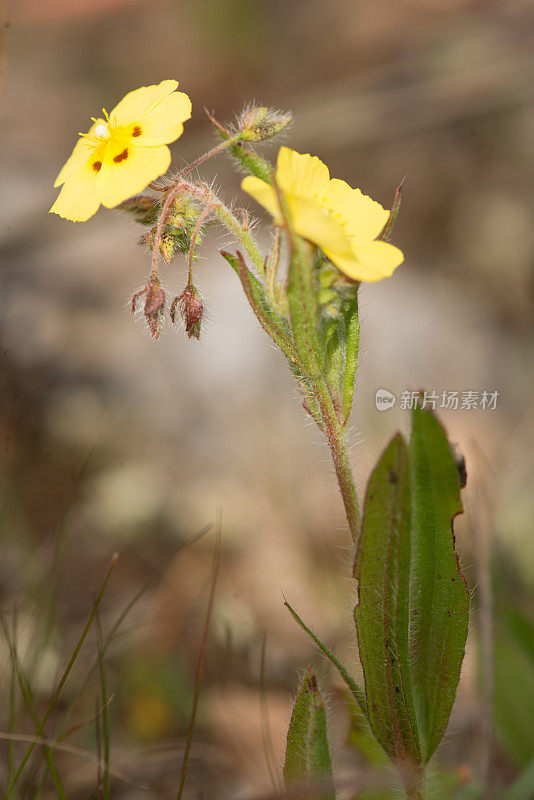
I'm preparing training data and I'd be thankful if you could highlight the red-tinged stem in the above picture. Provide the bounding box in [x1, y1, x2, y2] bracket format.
[185, 202, 217, 284]
[151, 180, 265, 281]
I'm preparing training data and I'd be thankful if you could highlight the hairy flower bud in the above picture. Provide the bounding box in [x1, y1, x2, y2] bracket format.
[131, 278, 166, 339]
[238, 106, 292, 142]
[118, 195, 159, 225]
[170, 285, 204, 340]
[141, 227, 176, 264]
[140, 196, 204, 265]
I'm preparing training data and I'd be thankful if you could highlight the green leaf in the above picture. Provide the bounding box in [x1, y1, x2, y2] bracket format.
[354, 407, 469, 768]
[285, 600, 367, 716]
[309, 682, 335, 797]
[408, 406, 469, 761]
[346, 693, 389, 767]
[284, 668, 336, 799]
[284, 669, 314, 785]
[494, 613, 534, 766]
[354, 433, 421, 763]
[501, 758, 534, 800]
[220, 250, 301, 367]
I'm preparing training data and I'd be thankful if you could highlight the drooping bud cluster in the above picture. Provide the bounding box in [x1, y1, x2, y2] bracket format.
[170, 284, 204, 340]
[120, 193, 205, 266]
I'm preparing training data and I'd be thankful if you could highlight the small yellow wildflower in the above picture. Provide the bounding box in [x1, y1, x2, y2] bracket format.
[241, 146, 404, 282]
[50, 80, 192, 222]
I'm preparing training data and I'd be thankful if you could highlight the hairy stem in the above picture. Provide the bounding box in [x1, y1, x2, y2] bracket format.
[288, 239, 361, 541]
[152, 180, 265, 280]
[312, 375, 361, 541]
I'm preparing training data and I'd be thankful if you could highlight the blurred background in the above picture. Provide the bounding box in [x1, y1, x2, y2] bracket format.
[1, 0, 534, 797]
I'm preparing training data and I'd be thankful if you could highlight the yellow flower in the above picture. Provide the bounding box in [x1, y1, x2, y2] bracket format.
[50, 80, 192, 222]
[241, 146, 404, 282]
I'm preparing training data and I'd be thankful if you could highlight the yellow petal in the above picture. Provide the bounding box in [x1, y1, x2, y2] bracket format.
[276, 146, 330, 199]
[290, 196, 352, 254]
[119, 92, 191, 146]
[320, 178, 389, 241]
[326, 240, 404, 282]
[97, 143, 171, 208]
[110, 80, 180, 127]
[241, 175, 350, 254]
[49, 173, 101, 221]
[53, 120, 104, 187]
[241, 176, 283, 222]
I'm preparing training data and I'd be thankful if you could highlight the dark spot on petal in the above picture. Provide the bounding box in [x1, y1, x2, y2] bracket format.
[132, 126, 142, 137]
[113, 148, 129, 163]
[92, 161, 102, 172]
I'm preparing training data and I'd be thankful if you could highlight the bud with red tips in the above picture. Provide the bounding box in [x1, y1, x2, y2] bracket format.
[170, 284, 204, 340]
[131, 277, 166, 340]
[238, 105, 292, 142]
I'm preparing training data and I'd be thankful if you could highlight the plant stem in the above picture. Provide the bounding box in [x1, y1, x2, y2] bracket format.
[199, 186, 265, 275]
[166, 182, 361, 540]
[312, 375, 361, 541]
[287, 238, 361, 542]
[151, 181, 265, 280]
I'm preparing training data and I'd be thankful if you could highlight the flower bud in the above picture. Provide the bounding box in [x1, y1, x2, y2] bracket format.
[141, 227, 176, 265]
[170, 285, 204, 340]
[118, 195, 159, 225]
[131, 278, 166, 340]
[238, 106, 292, 142]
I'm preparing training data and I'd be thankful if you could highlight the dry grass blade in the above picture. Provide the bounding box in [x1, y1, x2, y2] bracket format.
[57, 523, 213, 740]
[95, 610, 111, 799]
[0, 613, 67, 799]
[0, 731, 147, 789]
[3, 552, 119, 799]
[176, 512, 222, 800]
[95, 695, 103, 800]
[260, 633, 280, 791]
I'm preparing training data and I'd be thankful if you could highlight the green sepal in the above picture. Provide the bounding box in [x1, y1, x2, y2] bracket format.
[208, 114, 274, 183]
[117, 195, 159, 225]
[229, 141, 274, 183]
[287, 238, 324, 379]
[319, 281, 360, 426]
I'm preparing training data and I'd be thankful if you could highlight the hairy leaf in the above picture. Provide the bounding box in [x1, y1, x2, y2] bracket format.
[408, 406, 469, 761]
[284, 668, 335, 799]
[354, 433, 420, 763]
